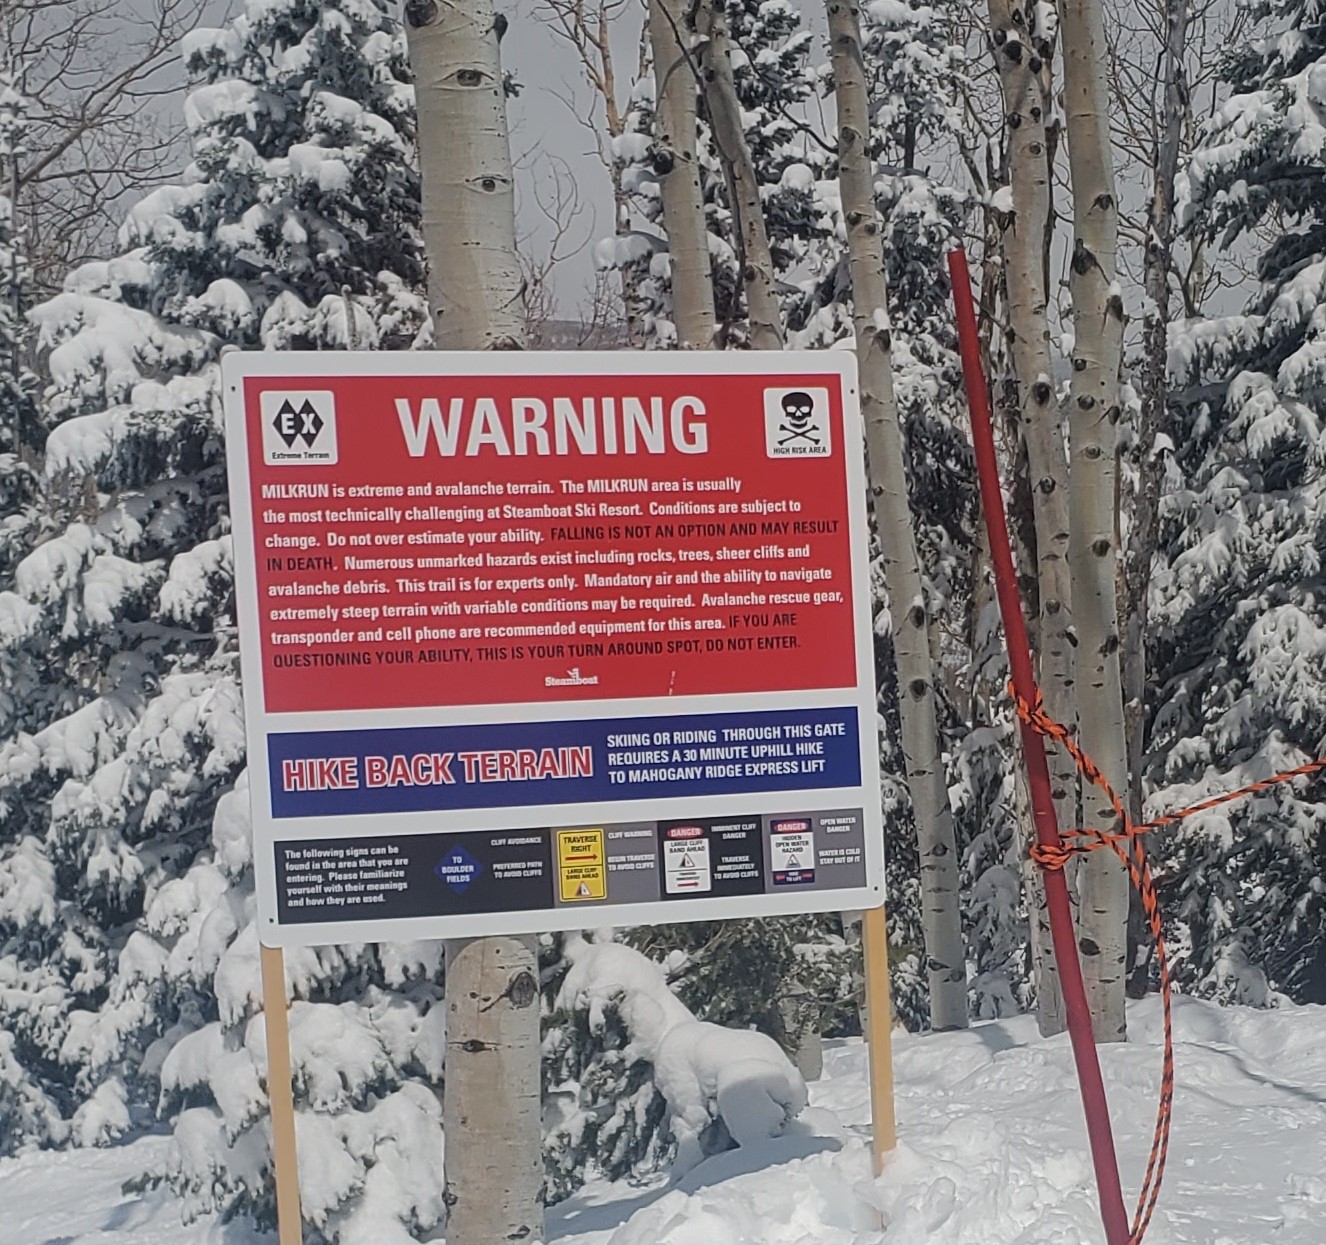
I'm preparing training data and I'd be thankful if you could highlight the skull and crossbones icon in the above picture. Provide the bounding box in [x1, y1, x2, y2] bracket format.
[777, 391, 820, 446]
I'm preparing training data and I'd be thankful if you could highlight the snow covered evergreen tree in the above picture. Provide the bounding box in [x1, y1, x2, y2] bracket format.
[1153, 0, 1326, 1005]
[0, 8, 448, 1239]
[542, 934, 810, 1198]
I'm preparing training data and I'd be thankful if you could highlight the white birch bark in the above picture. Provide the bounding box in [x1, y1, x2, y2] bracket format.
[827, 0, 967, 1031]
[408, 0, 525, 351]
[649, 0, 717, 349]
[692, 0, 784, 351]
[1061, 0, 1129, 1043]
[442, 937, 544, 1243]
[986, 0, 1073, 1037]
[403, 4, 544, 1240]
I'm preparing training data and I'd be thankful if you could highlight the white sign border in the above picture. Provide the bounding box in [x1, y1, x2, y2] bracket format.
[223, 349, 884, 947]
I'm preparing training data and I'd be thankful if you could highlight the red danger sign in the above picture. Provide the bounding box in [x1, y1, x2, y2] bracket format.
[236, 369, 858, 713]
[225, 351, 884, 948]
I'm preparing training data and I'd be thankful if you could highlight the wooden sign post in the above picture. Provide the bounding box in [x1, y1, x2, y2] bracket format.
[862, 905, 898, 1175]
[260, 944, 304, 1245]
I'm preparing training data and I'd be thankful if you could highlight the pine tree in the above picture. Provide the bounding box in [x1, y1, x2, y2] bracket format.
[0, 8, 448, 1240]
[1156, 0, 1326, 1005]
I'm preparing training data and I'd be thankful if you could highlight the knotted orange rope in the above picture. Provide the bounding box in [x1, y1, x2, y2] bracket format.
[1010, 683, 1326, 1244]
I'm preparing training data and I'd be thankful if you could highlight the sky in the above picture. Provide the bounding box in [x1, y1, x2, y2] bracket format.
[501, 0, 651, 317]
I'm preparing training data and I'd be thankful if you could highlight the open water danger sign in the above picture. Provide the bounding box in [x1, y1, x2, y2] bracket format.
[225, 351, 884, 946]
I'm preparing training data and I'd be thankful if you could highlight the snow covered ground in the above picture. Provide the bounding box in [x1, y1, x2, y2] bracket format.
[4, 996, 1325, 1245]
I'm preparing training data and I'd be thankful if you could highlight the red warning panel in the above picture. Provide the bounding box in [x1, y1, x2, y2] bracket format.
[237, 366, 858, 714]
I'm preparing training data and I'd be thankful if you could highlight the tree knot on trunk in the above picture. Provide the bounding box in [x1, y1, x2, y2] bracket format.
[1076, 394, 1096, 411]
[1079, 936, 1101, 956]
[908, 677, 929, 700]
[650, 145, 676, 176]
[483, 967, 538, 1010]
[404, 0, 437, 28]
[1032, 381, 1053, 406]
[461, 1038, 492, 1053]
[1092, 538, 1112, 558]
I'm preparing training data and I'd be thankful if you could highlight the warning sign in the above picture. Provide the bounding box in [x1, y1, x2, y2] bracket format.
[556, 828, 607, 902]
[225, 349, 885, 946]
[771, 818, 815, 885]
[663, 826, 712, 894]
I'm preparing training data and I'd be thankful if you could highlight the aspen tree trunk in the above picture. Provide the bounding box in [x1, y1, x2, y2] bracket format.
[403, 4, 545, 1241]
[692, 0, 784, 350]
[1123, 0, 1187, 999]
[986, 0, 1072, 1037]
[1061, 0, 1129, 1042]
[649, 0, 717, 349]
[827, 0, 967, 1031]
[975, 211, 1062, 1004]
[409, 0, 525, 351]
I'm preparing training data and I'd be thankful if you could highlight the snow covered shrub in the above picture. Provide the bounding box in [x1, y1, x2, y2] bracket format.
[542, 933, 676, 1202]
[545, 936, 808, 1195]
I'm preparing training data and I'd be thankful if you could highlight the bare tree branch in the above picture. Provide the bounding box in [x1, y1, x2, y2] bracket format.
[2, 0, 207, 294]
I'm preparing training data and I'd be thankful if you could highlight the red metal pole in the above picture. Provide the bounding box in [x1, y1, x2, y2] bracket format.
[947, 248, 1131, 1245]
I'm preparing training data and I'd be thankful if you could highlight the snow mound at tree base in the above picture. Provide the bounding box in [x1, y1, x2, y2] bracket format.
[3, 997, 1325, 1244]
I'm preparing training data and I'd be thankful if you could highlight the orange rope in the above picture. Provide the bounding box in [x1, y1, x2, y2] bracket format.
[1009, 684, 1326, 1244]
